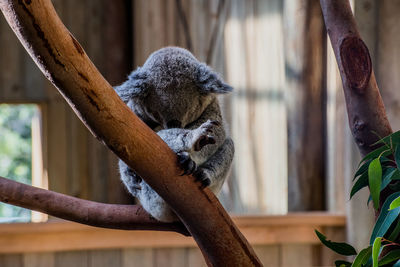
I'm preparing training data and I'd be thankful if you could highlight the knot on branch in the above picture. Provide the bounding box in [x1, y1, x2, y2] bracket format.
[339, 36, 372, 94]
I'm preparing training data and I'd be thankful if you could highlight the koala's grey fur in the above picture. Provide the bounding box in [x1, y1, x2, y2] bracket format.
[115, 47, 234, 222]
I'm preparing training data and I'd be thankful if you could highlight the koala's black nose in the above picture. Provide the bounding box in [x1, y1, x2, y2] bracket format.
[166, 120, 182, 128]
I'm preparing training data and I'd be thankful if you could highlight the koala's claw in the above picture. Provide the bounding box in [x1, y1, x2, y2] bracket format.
[193, 169, 211, 188]
[209, 120, 221, 126]
[177, 151, 197, 175]
[126, 168, 142, 184]
[194, 135, 216, 151]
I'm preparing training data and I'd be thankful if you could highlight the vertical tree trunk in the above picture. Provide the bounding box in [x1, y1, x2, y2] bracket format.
[320, 0, 392, 157]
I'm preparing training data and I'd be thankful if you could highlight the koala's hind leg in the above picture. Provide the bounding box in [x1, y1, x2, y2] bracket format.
[176, 120, 219, 176]
[192, 120, 219, 151]
[118, 160, 142, 196]
[194, 138, 234, 193]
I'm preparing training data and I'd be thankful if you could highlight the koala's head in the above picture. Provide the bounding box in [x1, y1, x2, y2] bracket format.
[114, 47, 232, 129]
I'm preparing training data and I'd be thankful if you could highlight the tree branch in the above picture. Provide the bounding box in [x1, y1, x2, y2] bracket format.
[0, 0, 261, 266]
[0, 176, 189, 235]
[320, 0, 392, 157]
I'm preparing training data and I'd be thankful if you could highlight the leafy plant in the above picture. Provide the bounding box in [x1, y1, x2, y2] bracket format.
[317, 131, 400, 266]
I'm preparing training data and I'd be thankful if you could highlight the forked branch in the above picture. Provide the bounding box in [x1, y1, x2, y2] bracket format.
[0, 0, 261, 266]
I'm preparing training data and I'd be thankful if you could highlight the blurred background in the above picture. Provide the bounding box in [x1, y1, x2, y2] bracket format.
[0, 0, 398, 266]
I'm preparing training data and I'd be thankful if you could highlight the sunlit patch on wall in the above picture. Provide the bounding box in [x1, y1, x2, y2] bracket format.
[0, 104, 45, 222]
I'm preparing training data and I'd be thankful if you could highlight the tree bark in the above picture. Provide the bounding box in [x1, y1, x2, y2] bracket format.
[0, 0, 261, 266]
[0, 176, 188, 235]
[320, 0, 392, 157]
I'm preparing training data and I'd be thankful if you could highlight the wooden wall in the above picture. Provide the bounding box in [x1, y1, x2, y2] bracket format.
[0, 246, 329, 267]
[0, 245, 335, 267]
[0, 0, 356, 266]
[0, 0, 134, 205]
[0, 0, 329, 214]
[0, 215, 346, 267]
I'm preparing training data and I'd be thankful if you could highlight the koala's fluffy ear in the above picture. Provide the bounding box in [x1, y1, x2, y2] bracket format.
[114, 67, 149, 103]
[196, 63, 233, 94]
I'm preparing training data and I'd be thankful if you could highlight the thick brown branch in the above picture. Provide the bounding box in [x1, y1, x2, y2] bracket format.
[320, 0, 392, 157]
[0, 0, 261, 266]
[0, 176, 188, 235]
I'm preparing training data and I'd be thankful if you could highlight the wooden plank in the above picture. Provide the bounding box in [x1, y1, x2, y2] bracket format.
[85, 0, 104, 70]
[66, 109, 89, 199]
[89, 250, 122, 267]
[188, 0, 211, 59]
[63, 0, 90, 200]
[82, 0, 112, 201]
[0, 11, 24, 101]
[55, 251, 88, 267]
[153, 248, 186, 267]
[0, 214, 345, 253]
[122, 248, 153, 267]
[224, 0, 287, 214]
[133, 0, 164, 66]
[21, 45, 46, 101]
[102, 0, 134, 204]
[0, 254, 23, 267]
[186, 248, 207, 267]
[46, 96, 68, 196]
[284, 0, 326, 211]
[23, 253, 55, 267]
[281, 244, 319, 267]
[233, 213, 345, 226]
[252, 245, 279, 267]
[223, 0, 256, 214]
[354, 0, 379, 63]
[44, 0, 68, 198]
[31, 107, 48, 222]
[375, 0, 400, 130]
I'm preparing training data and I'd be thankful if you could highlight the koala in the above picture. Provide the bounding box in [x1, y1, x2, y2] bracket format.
[114, 46, 234, 222]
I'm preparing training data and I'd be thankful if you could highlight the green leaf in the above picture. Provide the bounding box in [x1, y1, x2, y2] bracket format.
[372, 237, 382, 267]
[369, 158, 382, 210]
[395, 144, 400, 169]
[351, 172, 369, 199]
[390, 196, 400, 210]
[392, 169, 400, 180]
[361, 146, 390, 165]
[315, 230, 357, 256]
[371, 192, 400, 244]
[379, 167, 395, 193]
[394, 259, 400, 267]
[377, 131, 400, 147]
[336, 260, 352, 267]
[379, 249, 400, 266]
[381, 174, 392, 192]
[383, 167, 397, 179]
[390, 182, 400, 191]
[351, 246, 372, 267]
[354, 159, 372, 180]
[388, 219, 400, 241]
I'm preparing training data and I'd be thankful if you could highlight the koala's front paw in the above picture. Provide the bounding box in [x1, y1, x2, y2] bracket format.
[177, 151, 197, 175]
[193, 120, 219, 151]
[193, 168, 211, 188]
